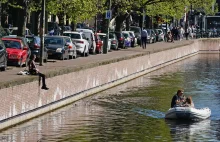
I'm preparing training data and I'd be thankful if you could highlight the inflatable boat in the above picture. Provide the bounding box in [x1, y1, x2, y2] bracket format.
[165, 107, 211, 120]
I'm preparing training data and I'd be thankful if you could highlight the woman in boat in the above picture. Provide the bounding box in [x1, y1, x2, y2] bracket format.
[184, 96, 194, 107]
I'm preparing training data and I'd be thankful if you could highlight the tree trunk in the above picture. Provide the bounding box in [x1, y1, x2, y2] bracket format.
[115, 14, 126, 32]
[57, 12, 64, 35]
[126, 15, 130, 31]
[17, 0, 28, 36]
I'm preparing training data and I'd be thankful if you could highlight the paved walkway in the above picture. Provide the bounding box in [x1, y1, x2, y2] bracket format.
[0, 40, 193, 86]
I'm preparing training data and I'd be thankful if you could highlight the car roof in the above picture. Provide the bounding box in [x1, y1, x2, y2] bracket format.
[2, 38, 22, 42]
[44, 36, 69, 38]
[97, 33, 106, 35]
[76, 28, 93, 33]
[3, 36, 25, 39]
[63, 31, 82, 34]
[9, 27, 29, 30]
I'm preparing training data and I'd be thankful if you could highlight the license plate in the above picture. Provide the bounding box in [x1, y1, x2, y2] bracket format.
[48, 53, 52, 55]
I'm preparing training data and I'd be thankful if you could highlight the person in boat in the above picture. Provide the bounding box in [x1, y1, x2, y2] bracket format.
[171, 89, 185, 108]
[183, 96, 194, 107]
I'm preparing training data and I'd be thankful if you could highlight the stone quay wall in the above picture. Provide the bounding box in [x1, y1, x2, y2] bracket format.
[0, 39, 219, 130]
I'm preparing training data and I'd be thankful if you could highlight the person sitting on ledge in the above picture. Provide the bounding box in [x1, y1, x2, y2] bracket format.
[28, 54, 49, 90]
[171, 89, 185, 108]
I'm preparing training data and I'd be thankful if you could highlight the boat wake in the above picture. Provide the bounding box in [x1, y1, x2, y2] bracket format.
[133, 108, 165, 119]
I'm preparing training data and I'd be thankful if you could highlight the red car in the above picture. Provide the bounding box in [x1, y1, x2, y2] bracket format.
[95, 34, 103, 54]
[2, 38, 30, 67]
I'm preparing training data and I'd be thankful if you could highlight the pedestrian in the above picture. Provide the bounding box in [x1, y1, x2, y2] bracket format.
[28, 54, 49, 90]
[141, 28, 148, 49]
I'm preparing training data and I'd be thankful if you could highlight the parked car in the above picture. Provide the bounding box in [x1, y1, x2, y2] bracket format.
[2, 37, 31, 67]
[76, 29, 96, 54]
[114, 32, 125, 48]
[0, 39, 7, 71]
[122, 31, 132, 47]
[48, 22, 61, 35]
[0, 25, 8, 38]
[63, 26, 72, 31]
[146, 29, 156, 44]
[26, 36, 48, 62]
[3, 28, 11, 35]
[130, 26, 141, 45]
[155, 29, 165, 41]
[63, 31, 89, 56]
[44, 36, 75, 60]
[97, 33, 111, 52]
[128, 31, 137, 47]
[9, 27, 33, 36]
[94, 34, 103, 54]
[109, 32, 118, 50]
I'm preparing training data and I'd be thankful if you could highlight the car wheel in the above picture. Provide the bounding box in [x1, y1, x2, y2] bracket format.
[59, 53, 64, 60]
[73, 51, 77, 59]
[43, 53, 48, 63]
[24, 57, 29, 67]
[0, 60, 7, 71]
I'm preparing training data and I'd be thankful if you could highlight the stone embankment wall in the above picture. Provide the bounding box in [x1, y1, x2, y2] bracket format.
[0, 39, 219, 130]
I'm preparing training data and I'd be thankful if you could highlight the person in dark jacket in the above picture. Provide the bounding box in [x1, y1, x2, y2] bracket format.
[28, 55, 49, 90]
[171, 89, 185, 108]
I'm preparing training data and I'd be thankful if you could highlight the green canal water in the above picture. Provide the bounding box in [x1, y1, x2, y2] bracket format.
[0, 54, 220, 142]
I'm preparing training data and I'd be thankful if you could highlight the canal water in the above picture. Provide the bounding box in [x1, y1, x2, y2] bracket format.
[0, 54, 220, 142]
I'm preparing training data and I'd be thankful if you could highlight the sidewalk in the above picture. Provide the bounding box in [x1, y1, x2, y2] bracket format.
[0, 40, 193, 88]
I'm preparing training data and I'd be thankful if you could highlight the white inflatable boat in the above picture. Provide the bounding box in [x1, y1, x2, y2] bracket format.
[165, 107, 211, 120]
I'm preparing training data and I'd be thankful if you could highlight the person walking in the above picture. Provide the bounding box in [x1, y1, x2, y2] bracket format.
[141, 28, 148, 49]
[28, 55, 49, 90]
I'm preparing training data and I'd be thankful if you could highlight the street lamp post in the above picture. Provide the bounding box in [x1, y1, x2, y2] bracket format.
[103, 0, 111, 54]
[39, 0, 45, 66]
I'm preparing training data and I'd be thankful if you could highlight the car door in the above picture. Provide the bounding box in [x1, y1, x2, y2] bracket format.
[63, 38, 70, 57]
[20, 41, 28, 62]
[0, 40, 6, 65]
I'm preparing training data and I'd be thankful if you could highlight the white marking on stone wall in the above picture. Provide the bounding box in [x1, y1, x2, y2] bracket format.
[22, 102, 26, 113]
[12, 103, 17, 116]
[54, 86, 63, 101]
[115, 68, 128, 79]
[38, 97, 42, 107]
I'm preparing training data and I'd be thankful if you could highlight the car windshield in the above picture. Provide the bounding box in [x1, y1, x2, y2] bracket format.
[123, 33, 129, 38]
[26, 37, 34, 46]
[83, 32, 91, 40]
[11, 30, 18, 35]
[109, 33, 115, 39]
[44, 37, 63, 45]
[98, 34, 106, 40]
[3, 40, 21, 49]
[63, 33, 81, 39]
[130, 27, 140, 34]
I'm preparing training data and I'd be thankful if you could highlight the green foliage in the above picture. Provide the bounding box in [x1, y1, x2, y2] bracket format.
[46, 0, 105, 22]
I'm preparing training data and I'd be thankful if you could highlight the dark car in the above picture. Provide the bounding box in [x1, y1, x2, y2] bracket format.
[146, 29, 156, 44]
[130, 26, 141, 45]
[44, 36, 71, 60]
[48, 22, 61, 35]
[114, 32, 125, 48]
[26, 36, 48, 62]
[0, 39, 7, 71]
[109, 32, 118, 50]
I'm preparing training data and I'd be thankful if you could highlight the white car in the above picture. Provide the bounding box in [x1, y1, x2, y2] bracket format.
[122, 31, 132, 47]
[97, 33, 111, 51]
[63, 31, 89, 56]
[64, 36, 77, 59]
[9, 27, 33, 36]
[76, 29, 96, 54]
